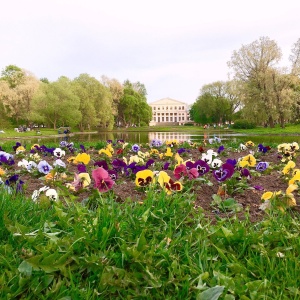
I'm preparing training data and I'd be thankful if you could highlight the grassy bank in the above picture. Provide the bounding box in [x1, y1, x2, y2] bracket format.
[1, 188, 300, 299]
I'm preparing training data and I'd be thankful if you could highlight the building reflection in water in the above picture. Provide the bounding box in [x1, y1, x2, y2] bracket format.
[149, 132, 193, 142]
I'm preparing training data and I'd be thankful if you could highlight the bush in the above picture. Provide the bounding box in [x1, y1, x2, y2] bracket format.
[232, 119, 256, 129]
[183, 122, 194, 126]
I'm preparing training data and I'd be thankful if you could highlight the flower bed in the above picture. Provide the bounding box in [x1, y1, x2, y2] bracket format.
[0, 139, 299, 222]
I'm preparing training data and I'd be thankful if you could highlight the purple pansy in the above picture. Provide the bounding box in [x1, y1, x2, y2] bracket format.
[94, 160, 109, 170]
[37, 160, 53, 174]
[256, 162, 269, 172]
[194, 160, 210, 175]
[131, 144, 140, 152]
[213, 163, 235, 182]
[77, 164, 87, 173]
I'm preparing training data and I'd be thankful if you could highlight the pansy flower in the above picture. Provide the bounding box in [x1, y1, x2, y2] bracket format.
[150, 149, 159, 156]
[0, 167, 5, 176]
[188, 168, 199, 179]
[239, 154, 256, 168]
[37, 160, 53, 174]
[213, 163, 235, 182]
[174, 164, 188, 179]
[145, 159, 155, 168]
[13, 142, 22, 152]
[194, 160, 210, 175]
[99, 148, 112, 157]
[75, 153, 90, 165]
[5, 174, 24, 192]
[54, 159, 66, 169]
[16, 146, 26, 154]
[92, 167, 115, 192]
[211, 158, 222, 169]
[157, 171, 183, 195]
[67, 173, 91, 191]
[77, 163, 87, 173]
[240, 143, 247, 151]
[135, 170, 155, 187]
[94, 160, 108, 170]
[112, 159, 127, 173]
[226, 158, 237, 167]
[132, 144, 140, 152]
[256, 161, 269, 172]
[53, 148, 65, 158]
[108, 170, 118, 181]
[245, 141, 255, 148]
[217, 145, 225, 154]
[165, 147, 173, 157]
[45, 188, 58, 201]
[282, 161, 296, 175]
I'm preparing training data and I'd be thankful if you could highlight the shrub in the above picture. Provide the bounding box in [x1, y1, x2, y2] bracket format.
[232, 119, 256, 129]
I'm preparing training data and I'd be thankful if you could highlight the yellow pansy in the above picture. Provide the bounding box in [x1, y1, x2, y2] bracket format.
[289, 171, 300, 185]
[157, 171, 183, 195]
[99, 148, 112, 157]
[282, 161, 296, 175]
[129, 155, 144, 164]
[31, 144, 40, 150]
[0, 167, 5, 176]
[239, 154, 256, 168]
[106, 143, 114, 154]
[16, 146, 26, 153]
[67, 156, 78, 164]
[261, 191, 281, 201]
[75, 153, 91, 165]
[174, 153, 183, 166]
[135, 170, 155, 187]
[245, 141, 255, 147]
[78, 173, 91, 187]
[150, 149, 159, 155]
[165, 147, 173, 157]
[286, 184, 297, 195]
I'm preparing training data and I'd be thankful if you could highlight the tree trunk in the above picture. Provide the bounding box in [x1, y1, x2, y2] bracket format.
[268, 115, 274, 128]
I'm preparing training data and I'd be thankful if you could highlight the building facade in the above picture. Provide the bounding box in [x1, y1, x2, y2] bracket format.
[148, 97, 191, 126]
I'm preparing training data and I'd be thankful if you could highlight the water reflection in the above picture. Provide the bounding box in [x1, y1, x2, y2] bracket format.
[3, 131, 300, 145]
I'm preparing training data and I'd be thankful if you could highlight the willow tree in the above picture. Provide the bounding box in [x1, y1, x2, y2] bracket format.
[0, 66, 40, 124]
[228, 36, 282, 127]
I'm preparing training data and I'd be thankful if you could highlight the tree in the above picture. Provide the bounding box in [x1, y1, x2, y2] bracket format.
[228, 36, 283, 127]
[31, 76, 81, 129]
[0, 67, 40, 124]
[101, 76, 124, 117]
[190, 81, 240, 124]
[72, 74, 101, 131]
[290, 38, 300, 76]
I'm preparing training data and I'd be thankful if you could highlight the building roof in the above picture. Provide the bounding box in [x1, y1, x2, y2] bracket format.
[149, 97, 188, 106]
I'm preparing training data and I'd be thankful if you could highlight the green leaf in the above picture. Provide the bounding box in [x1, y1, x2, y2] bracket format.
[197, 285, 225, 300]
[141, 208, 150, 222]
[18, 260, 32, 276]
[137, 230, 147, 252]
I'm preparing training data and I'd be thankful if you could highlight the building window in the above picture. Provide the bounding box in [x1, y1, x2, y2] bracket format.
[166, 117, 169, 121]
[162, 117, 164, 122]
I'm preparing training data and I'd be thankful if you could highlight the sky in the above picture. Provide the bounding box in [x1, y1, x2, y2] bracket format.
[0, 0, 299, 104]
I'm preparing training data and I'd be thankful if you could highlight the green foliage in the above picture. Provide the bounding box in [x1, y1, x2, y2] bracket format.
[232, 119, 256, 129]
[1, 186, 300, 298]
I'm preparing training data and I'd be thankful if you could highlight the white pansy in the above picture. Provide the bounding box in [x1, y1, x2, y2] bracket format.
[18, 159, 29, 168]
[45, 189, 58, 201]
[211, 158, 223, 168]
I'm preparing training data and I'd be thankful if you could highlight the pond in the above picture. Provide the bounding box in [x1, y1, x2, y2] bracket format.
[5, 131, 300, 145]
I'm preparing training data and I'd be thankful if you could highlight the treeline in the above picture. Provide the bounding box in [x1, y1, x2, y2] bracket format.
[0, 67, 152, 130]
[190, 36, 300, 128]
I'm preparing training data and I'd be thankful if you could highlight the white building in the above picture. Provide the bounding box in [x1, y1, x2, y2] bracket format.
[148, 97, 191, 126]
